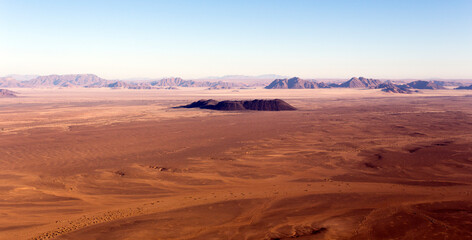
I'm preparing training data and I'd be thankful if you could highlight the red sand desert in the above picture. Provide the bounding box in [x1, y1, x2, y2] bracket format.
[1, 88, 472, 240]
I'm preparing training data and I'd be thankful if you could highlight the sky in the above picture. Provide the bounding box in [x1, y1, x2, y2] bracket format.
[1, 0, 471, 80]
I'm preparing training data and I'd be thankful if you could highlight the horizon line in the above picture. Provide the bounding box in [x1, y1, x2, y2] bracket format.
[3, 73, 472, 81]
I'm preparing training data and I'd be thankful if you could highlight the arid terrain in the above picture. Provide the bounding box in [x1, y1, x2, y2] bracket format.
[1, 88, 472, 240]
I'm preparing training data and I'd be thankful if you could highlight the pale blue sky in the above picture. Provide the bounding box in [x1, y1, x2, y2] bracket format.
[1, 0, 471, 79]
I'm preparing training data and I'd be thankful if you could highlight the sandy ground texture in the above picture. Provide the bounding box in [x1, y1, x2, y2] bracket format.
[1, 88, 472, 240]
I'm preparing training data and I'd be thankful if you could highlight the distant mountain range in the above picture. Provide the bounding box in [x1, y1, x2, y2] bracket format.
[264, 77, 458, 93]
[0, 74, 248, 89]
[28, 74, 111, 88]
[265, 77, 384, 89]
[1, 74, 470, 94]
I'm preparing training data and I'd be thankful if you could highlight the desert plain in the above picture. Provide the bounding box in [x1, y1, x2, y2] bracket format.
[1, 88, 472, 240]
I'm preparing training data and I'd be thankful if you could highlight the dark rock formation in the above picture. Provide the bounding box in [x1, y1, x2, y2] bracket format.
[241, 99, 296, 111]
[181, 99, 219, 108]
[338, 77, 382, 88]
[214, 101, 247, 110]
[265, 77, 329, 89]
[0, 89, 17, 97]
[406, 80, 445, 90]
[179, 99, 296, 111]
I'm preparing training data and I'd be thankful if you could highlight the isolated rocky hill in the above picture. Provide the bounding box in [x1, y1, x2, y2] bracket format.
[336, 77, 382, 88]
[406, 80, 446, 90]
[0, 89, 17, 97]
[179, 99, 296, 111]
[378, 81, 413, 94]
[265, 77, 329, 89]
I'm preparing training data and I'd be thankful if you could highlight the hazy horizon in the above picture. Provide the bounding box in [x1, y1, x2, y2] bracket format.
[1, 0, 471, 79]
[4, 73, 472, 83]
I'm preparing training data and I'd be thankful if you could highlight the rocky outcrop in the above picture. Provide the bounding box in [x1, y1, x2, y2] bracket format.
[337, 77, 382, 88]
[181, 99, 219, 109]
[376, 81, 417, 94]
[179, 99, 296, 111]
[381, 86, 413, 94]
[0, 89, 17, 97]
[265, 77, 329, 89]
[406, 80, 445, 90]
